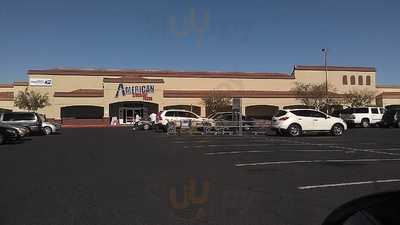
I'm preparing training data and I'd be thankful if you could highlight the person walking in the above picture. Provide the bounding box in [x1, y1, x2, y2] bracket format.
[149, 112, 157, 124]
[135, 114, 141, 123]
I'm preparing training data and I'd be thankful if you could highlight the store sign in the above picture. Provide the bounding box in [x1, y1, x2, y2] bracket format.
[115, 83, 155, 101]
[29, 78, 53, 86]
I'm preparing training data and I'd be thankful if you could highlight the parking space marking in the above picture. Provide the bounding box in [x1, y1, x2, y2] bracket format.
[355, 149, 400, 156]
[298, 179, 400, 190]
[268, 139, 400, 156]
[205, 150, 274, 155]
[235, 158, 400, 167]
[173, 139, 291, 144]
[183, 143, 302, 149]
[364, 148, 400, 151]
[204, 149, 344, 156]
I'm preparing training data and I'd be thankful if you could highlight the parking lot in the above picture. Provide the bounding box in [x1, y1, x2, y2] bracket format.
[1, 127, 400, 225]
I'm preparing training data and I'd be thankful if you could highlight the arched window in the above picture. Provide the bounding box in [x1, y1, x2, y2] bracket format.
[342, 75, 348, 85]
[350, 75, 356, 85]
[366, 76, 371, 85]
[358, 76, 363, 85]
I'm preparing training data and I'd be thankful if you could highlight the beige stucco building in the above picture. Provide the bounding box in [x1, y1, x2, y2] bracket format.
[1, 65, 399, 125]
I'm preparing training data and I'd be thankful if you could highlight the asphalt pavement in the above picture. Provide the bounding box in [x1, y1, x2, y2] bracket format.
[1, 127, 400, 225]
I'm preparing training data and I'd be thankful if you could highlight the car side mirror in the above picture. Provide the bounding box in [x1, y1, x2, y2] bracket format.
[322, 191, 400, 225]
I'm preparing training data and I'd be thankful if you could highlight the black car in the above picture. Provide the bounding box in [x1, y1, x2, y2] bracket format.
[0, 125, 19, 145]
[381, 109, 400, 128]
[0, 112, 43, 134]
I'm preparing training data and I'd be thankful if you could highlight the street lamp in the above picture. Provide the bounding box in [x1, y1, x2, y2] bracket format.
[322, 48, 329, 113]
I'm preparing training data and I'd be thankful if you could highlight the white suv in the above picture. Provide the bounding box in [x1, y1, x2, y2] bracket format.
[341, 107, 385, 128]
[271, 109, 347, 137]
[156, 109, 212, 131]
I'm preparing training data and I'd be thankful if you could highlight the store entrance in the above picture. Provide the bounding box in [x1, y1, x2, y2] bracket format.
[118, 107, 147, 124]
[109, 101, 159, 125]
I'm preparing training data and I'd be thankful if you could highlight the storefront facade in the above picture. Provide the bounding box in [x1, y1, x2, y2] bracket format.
[1, 65, 399, 124]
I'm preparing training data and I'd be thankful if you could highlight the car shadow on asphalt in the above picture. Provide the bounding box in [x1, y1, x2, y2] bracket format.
[0, 138, 33, 148]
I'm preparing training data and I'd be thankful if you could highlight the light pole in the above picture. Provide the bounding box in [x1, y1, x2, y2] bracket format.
[322, 48, 329, 113]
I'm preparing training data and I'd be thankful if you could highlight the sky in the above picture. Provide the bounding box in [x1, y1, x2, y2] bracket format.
[0, 0, 399, 84]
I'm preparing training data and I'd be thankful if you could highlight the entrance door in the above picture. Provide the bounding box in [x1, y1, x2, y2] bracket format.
[126, 109, 134, 123]
[118, 107, 146, 124]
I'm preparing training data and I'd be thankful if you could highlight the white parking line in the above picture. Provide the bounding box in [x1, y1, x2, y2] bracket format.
[185, 143, 301, 149]
[364, 148, 400, 151]
[235, 158, 400, 167]
[204, 149, 344, 156]
[298, 179, 400, 190]
[173, 140, 294, 144]
[205, 150, 274, 155]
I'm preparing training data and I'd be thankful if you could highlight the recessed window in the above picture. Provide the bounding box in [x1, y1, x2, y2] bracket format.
[350, 75, 356, 85]
[366, 76, 371, 85]
[342, 75, 348, 85]
[358, 76, 363, 85]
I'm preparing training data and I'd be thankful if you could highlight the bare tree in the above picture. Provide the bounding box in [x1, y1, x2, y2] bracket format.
[342, 89, 376, 107]
[291, 82, 340, 110]
[14, 88, 50, 112]
[201, 91, 232, 116]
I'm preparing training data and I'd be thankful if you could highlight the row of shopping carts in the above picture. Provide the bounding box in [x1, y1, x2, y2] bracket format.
[166, 119, 271, 136]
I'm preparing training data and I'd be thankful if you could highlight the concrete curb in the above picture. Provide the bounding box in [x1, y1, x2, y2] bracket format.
[62, 125, 123, 128]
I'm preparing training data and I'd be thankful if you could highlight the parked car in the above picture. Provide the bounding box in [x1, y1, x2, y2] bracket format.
[39, 114, 62, 135]
[0, 125, 19, 145]
[340, 107, 385, 128]
[156, 109, 212, 131]
[381, 108, 400, 128]
[0, 112, 43, 134]
[207, 112, 255, 129]
[0, 123, 30, 138]
[330, 109, 346, 118]
[271, 109, 347, 137]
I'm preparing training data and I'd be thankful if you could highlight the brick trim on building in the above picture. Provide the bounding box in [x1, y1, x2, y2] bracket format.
[28, 69, 293, 79]
[164, 90, 345, 98]
[295, 65, 376, 72]
[376, 92, 400, 99]
[13, 81, 29, 86]
[103, 77, 165, 83]
[0, 92, 14, 101]
[54, 89, 104, 97]
[0, 84, 14, 88]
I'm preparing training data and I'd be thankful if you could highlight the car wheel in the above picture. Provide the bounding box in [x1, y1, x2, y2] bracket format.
[361, 119, 370, 128]
[287, 124, 302, 137]
[43, 126, 52, 135]
[0, 133, 4, 145]
[143, 124, 150, 130]
[331, 124, 344, 136]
